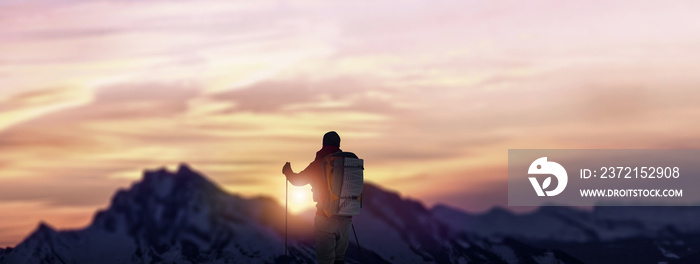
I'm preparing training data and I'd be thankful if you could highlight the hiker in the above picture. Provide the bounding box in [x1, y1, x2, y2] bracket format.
[283, 131, 352, 264]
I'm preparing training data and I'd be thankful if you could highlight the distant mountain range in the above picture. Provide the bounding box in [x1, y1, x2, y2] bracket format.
[1, 164, 699, 263]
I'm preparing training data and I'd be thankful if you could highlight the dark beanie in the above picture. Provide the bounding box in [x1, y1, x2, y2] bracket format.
[323, 131, 341, 147]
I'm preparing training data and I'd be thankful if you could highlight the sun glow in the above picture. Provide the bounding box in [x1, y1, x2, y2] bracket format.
[287, 185, 316, 214]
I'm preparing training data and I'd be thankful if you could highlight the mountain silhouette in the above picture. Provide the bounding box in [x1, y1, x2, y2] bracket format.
[2, 164, 700, 263]
[0, 164, 582, 264]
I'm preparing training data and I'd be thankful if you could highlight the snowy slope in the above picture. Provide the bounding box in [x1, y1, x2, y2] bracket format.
[433, 204, 700, 242]
[432, 204, 700, 264]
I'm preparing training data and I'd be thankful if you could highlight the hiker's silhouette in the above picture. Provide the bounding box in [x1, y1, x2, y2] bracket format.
[283, 131, 356, 264]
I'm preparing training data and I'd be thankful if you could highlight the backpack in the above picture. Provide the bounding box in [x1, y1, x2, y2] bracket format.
[320, 151, 364, 217]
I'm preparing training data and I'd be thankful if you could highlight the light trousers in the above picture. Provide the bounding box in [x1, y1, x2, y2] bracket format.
[314, 214, 352, 264]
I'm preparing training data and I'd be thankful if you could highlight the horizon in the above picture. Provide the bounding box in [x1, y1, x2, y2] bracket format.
[3, 0, 700, 247]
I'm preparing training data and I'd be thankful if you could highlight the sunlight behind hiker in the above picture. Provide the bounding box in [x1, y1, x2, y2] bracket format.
[283, 131, 364, 264]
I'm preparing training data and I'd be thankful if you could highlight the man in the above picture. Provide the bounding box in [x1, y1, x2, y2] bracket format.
[282, 131, 352, 264]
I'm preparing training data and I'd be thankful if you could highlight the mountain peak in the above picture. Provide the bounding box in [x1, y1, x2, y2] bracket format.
[22, 222, 57, 247]
[137, 162, 220, 197]
[176, 162, 197, 177]
[34, 222, 55, 235]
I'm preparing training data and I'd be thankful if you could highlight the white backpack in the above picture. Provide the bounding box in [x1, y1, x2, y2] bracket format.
[320, 151, 364, 216]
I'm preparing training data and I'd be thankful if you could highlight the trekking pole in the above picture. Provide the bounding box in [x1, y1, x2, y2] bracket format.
[285, 178, 288, 264]
[352, 223, 364, 264]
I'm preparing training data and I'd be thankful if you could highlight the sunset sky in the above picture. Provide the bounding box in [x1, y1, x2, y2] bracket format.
[2, 0, 700, 247]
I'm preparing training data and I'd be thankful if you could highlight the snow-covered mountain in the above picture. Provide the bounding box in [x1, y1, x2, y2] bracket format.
[0, 164, 580, 264]
[0, 164, 318, 264]
[434, 204, 700, 242]
[433, 204, 700, 263]
[3, 163, 700, 263]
